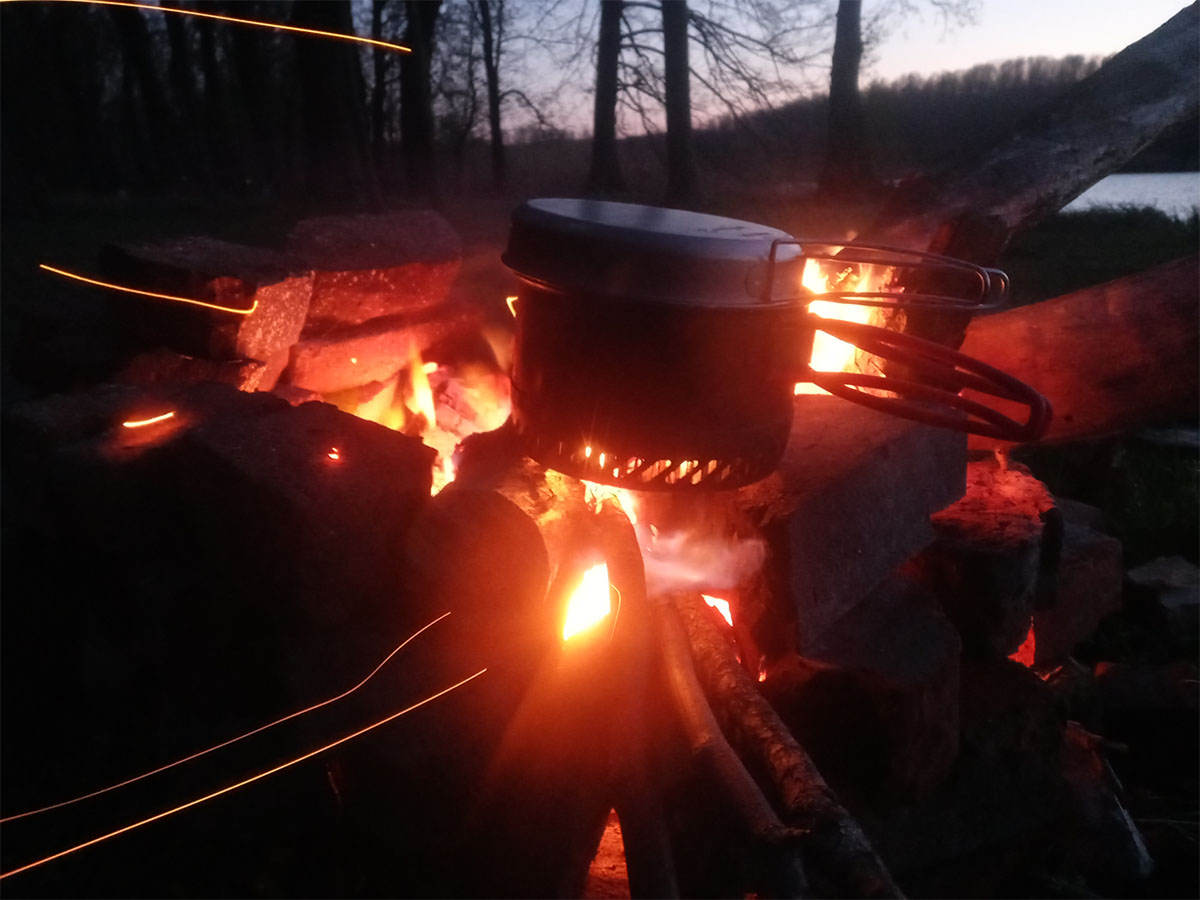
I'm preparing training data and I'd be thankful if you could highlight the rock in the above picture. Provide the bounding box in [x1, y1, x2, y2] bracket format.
[762, 569, 962, 807]
[915, 458, 1056, 658]
[960, 658, 1064, 764]
[287, 210, 462, 333]
[1059, 722, 1155, 888]
[98, 236, 313, 362]
[1094, 661, 1200, 715]
[117, 347, 272, 391]
[1127, 556, 1200, 646]
[1031, 523, 1124, 665]
[1053, 495, 1107, 531]
[737, 394, 966, 655]
[282, 302, 481, 394]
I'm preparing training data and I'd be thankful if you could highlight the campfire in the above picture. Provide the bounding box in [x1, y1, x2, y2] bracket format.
[3, 8, 1197, 892]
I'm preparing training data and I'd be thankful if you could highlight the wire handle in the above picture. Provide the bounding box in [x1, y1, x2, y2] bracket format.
[766, 238, 1007, 311]
[805, 317, 1052, 442]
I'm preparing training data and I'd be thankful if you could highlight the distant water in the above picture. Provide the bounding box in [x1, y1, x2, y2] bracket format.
[1062, 172, 1199, 220]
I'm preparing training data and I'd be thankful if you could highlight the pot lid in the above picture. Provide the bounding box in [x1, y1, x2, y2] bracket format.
[502, 198, 802, 307]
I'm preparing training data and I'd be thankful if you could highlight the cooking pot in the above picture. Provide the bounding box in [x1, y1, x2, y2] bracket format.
[503, 199, 1049, 490]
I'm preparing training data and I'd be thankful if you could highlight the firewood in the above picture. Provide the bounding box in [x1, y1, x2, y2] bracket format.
[668, 591, 904, 898]
[650, 597, 811, 898]
[960, 255, 1200, 449]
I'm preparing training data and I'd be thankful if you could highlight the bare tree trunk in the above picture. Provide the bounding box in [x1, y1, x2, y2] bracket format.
[107, 3, 178, 187]
[291, 0, 377, 203]
[371, 0, 389, 176]
[662, 0, 699, 206]
[161, 1, 211, 190]
[478, 0, 507, 189]
[400, 0, 442, 205]
[818, 0, 877, 200]
[585, 0, 625, 193]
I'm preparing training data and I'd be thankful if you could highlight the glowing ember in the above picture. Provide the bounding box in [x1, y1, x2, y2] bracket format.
[327, 447, 341, 461]
[41, 265, 257, 316]
[562, 563, 612, 641]
[701, 594, 734, 627]
[505, 295, 519, 318]
[1010, 627, 1036, 667]
[122, 411, 176, 428]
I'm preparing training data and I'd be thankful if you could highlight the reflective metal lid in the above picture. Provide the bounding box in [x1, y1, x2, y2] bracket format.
[502, 198, 802, 308]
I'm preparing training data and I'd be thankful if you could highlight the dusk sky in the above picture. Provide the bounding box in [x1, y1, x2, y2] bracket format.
[868, 0, 1190, 82]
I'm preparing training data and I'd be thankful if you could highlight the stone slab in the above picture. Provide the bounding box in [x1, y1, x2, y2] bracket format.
[737, 394, 967, 653]
[287, 210, 462, 332]
[283, 301, 481, 394]
[99, 236, 313, 362]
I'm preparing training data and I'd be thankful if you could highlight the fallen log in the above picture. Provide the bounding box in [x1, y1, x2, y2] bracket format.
[668, 591, 904, 898]
[862, 3, 1199, 351]
[959, 254, 1199, 449]
[866, 3, 1199, 263]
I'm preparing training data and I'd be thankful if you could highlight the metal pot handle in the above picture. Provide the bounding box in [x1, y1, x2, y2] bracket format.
[805, 317, 1052, 442]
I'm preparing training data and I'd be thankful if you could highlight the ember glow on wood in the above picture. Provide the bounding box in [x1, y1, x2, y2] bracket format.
[40, 264, 258, 316]
[3, 0, 412, 53]
[562, 563, 613, 641]
[702, 594, 734, 627]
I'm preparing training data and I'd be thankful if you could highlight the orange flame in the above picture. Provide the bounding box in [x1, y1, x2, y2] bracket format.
[795, 258, 876, 394]
[9, 0, 412, 53]
[701, 593, 734, 627]
[122, 411, 175, 428]
[40, 265, 257, 316]
[562, 563, 612, 641]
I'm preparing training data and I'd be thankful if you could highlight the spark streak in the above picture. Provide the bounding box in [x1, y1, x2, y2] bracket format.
[121, 411, 175, 428]
[39, 265, 258, 316]
[0, 666, 485, 881]
[0, 0, 412, 53]
[0, 612, 452, 825]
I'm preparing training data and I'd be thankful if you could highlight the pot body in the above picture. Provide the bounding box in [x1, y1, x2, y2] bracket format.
[511, 280, 810, 489]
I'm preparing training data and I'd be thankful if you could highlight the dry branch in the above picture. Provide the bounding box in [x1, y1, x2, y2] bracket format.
[668, 592, 904, 898]
[960, 254, 1199, 448]
[651, 598, 811, 897]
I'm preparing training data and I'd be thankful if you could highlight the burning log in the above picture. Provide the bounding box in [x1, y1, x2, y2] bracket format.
[960, 255, 1200, 448]
[287, 210, 462, 333]
[97, 236, 313, 362]
[667, 591, 904, 898]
